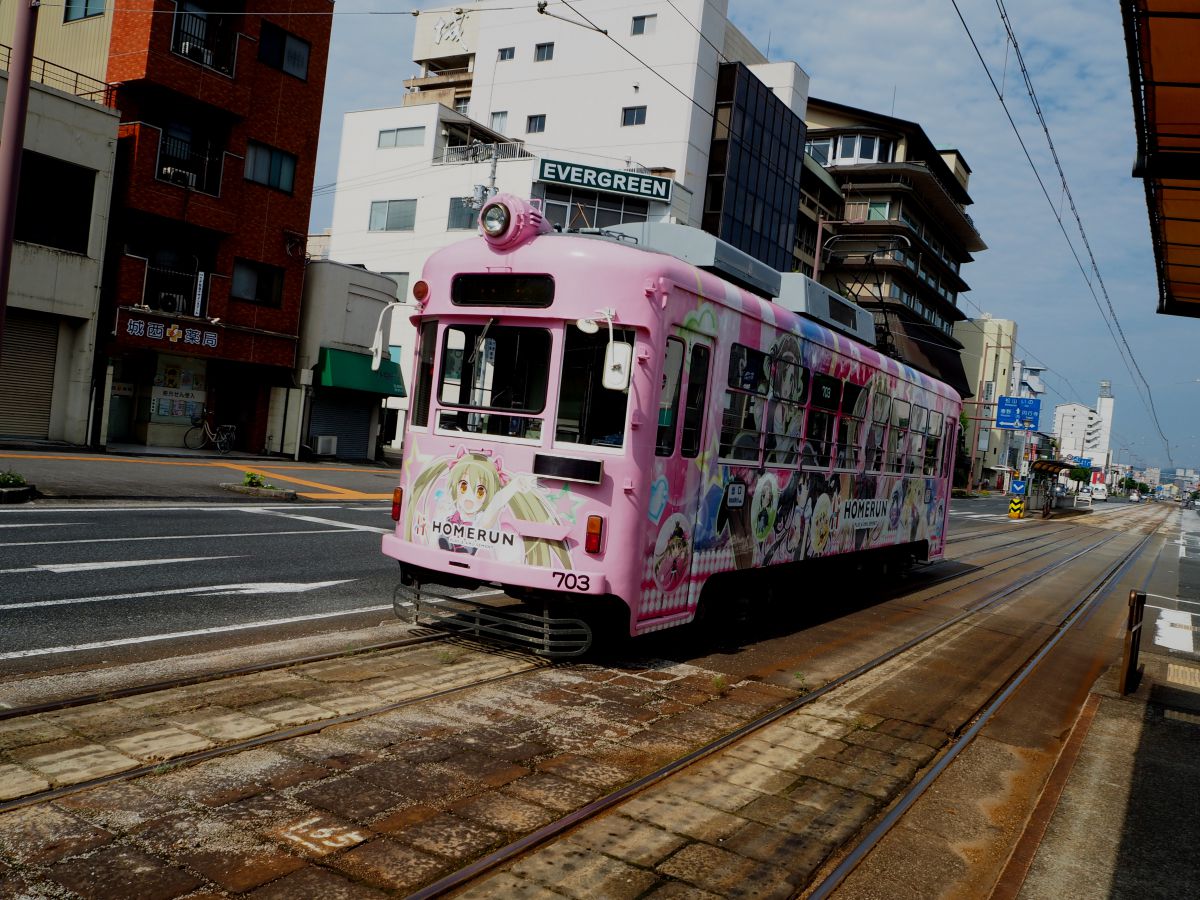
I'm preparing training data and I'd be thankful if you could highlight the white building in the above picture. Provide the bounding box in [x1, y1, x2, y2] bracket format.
[1053, 402, 1100, 462]
[327, 0, 809, 444]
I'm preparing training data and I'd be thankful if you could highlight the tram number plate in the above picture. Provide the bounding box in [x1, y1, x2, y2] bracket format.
[553, 572, 591, 591]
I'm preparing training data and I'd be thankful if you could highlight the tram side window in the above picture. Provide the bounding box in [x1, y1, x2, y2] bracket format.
[680, 345, 711, 458]
[887, 399, 910, 473]
[865, 391, 891, 472]
[942, 417, 958, 478]
[556, 325, 635, 448]
[765, 360, 808, 467]
[804, 373, 842, 470]
[411, 320, 438, 427]
[906, 405, 928, 474]
[719, 343, 769, 461]
[656, 339, 686, 456]
[924, 410, 944, 476]
[438, 324, 550, 439]
[837, 382, 867, 469]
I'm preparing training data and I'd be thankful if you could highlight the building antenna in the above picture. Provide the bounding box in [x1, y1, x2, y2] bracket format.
[766, 29, 771, 59]
[890, 85, 897, 116]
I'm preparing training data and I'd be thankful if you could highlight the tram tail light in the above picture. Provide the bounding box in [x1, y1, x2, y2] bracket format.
[585, 515, 604, 554]
[391, 487, 403, 522]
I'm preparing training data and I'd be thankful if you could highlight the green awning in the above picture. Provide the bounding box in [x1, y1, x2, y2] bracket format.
[314, 347, 406, 396]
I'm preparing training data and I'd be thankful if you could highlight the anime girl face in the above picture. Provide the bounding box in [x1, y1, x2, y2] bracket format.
[449, 455, 501, 520]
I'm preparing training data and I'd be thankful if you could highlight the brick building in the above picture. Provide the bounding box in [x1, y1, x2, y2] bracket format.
[3, 1, 332, 451]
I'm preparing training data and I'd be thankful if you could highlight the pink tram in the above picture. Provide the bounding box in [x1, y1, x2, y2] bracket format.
[383, 194, 962, 654]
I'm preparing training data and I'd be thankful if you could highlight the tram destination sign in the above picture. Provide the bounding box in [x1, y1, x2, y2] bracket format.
[538, 158, 673, 203]
[995, 396, 1041, 431]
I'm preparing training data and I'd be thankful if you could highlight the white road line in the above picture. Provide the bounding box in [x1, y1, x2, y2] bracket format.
[0, 523, 86, 529]
[0, 528, 354, 548]
[0, 605, 393, 660]
[241, 508, 392, 534]
[0, 555, 243, 575]
[1, 579, 354, 611]
[1153, 609, 1197, 652]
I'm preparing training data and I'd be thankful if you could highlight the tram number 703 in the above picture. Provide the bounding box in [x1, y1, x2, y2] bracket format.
[553, 572, 591, 591]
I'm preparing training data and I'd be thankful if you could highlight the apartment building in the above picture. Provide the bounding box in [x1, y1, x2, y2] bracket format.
[3, 1, 333, 451]
[803, 99, 986, 399]
[953, 315, 1017, 489]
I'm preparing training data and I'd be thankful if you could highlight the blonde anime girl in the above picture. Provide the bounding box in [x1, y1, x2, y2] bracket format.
[406, 452, 571, 569]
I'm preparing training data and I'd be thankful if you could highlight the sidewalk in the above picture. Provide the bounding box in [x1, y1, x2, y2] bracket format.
[0, 446, 399, 502]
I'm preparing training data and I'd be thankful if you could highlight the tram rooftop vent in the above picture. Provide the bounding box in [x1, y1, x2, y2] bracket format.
[775, 273, 876, 346]
[596, 222, 782, 299]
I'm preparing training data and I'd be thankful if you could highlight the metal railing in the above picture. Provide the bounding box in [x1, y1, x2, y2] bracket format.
[157, 136, 223, 196]
[142, 265, 208, 318]
[0, 43, 114, 107]
[435, 141, 534, 165]
[171, 13, 236, 76]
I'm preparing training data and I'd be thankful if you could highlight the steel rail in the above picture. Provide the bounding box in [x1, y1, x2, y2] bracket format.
[405, 527, 1132, 898]
[805, 523, 1160, 898]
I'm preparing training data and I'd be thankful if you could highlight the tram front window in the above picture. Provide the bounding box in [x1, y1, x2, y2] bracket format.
[556, 325, 634, 448]
[437, 324, 550, 438]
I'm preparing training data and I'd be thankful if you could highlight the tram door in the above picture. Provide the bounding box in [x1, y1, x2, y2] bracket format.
[642, 327, 712, 623]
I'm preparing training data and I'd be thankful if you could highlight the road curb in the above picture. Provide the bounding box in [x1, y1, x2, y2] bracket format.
[218, 483, 298, 501]
[0, 484, 36, 504]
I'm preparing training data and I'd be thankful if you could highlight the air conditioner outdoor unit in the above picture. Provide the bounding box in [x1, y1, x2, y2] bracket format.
[157, 292, 186, 313]
[314, 435, 338, 455]
[161, 166, 197, 188]
[180, 41, 214, 67]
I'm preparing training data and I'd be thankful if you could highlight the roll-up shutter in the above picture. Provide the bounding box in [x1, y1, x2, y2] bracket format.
[308, 389, 373, 459]
[0, 310, 58, 438]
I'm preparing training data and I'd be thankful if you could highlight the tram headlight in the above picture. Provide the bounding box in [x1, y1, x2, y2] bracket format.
[480, 201, 511, 237]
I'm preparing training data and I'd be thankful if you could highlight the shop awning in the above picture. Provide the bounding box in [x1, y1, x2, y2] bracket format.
[314, 347, 406, 396]
[1029, 459, 1076, 476]
[1122, 0, 1200, 317]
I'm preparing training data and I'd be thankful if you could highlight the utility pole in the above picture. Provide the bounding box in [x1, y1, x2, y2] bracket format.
[0, 0, 40, 364]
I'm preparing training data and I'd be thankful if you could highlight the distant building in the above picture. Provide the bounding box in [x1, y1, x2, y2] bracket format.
[953, 315, 1017, 489]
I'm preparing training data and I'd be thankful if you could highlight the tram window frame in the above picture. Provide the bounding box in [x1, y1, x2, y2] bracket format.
[886, 399, 910, 473]
[905, 404, 929, 474]
[555, 325, 635, 449]
[680, 344, 711, 459]
[942, 417, 958, 478]
[764, 361, 808, 468]
[804, 373, 842, 471]
[656, 338, 686, 456]
[719, 343, 769, 463]
[865, 390, 891, 472]
[410, 319, 438, 428]
[924, 411, 944, 476]
[438, 324, 551, 417]
[836, 382, 867, 470]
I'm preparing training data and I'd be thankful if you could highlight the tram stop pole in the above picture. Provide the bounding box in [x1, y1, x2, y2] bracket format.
[1117, 590, 1147, 695]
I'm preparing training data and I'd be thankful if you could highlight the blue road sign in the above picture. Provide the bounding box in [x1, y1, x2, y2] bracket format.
[1010, 479, 1026, 495]
[996, 396, 1041, 430]
[1077, 458, 1093, 469]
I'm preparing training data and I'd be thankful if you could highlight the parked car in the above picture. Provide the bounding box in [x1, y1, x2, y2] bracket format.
[1054, 483, 1068, 497]
[1129, 491, 1141, 502]
[1079, 486, 1092, 499]
[1092, 484, 1108, 501]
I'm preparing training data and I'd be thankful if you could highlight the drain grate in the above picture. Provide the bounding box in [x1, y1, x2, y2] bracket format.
[1166, 663, 1200, 689]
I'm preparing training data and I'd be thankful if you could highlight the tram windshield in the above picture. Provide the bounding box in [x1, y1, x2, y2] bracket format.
[556, 325, 634, 449]
[437, 323, 550, 439]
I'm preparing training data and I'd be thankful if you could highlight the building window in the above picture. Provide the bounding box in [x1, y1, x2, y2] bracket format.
[534, 42, 554, 62]
[867, 200, 889, 221]
[231, 258, 284, 306]
[497, 46, 514, 60]
[244, 141, 296, 192]
[621, 105, 647, 127]
[447, 197, 476, 230]
[369, 199, 417, 232]
[454, 96, 470, 115]
[381, 272, 409, 300]
[526, 114, 546, 134]
[377, 126, 425, 149]
[258, 21, 309, 79]
[490, 111, 508, 132]
[534, 183, 648, 230]
[64, 0, 104, 22]
[631, 14, 656, 35]
[806, 138, 832, 165]
[15, 150, 94, 255]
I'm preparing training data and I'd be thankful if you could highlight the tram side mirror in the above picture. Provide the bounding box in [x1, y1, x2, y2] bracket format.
[603, 341, 633, 391]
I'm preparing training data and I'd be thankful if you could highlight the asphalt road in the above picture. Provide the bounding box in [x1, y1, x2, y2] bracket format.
[0, 502, 402, 678]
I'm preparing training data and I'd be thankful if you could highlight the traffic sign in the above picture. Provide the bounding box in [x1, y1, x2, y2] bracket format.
[995, 396, 1041, 430]
[1010, 479, 1026, 495]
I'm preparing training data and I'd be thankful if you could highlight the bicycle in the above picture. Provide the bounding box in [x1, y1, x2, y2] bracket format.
[184, 409, 237, 453]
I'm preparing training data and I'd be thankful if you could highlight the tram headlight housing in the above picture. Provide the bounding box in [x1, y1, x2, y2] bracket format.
[480, 201, 511, 237]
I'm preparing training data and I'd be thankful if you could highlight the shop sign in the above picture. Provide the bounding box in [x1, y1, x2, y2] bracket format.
[538, 158, 672, 202]
[125, 316, 218, 349]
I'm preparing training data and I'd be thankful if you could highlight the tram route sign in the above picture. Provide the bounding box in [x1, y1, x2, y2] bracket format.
[995, 396, 1041, 430]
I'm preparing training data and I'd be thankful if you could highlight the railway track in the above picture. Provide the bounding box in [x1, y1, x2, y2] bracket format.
[0, 508, 1166, 900]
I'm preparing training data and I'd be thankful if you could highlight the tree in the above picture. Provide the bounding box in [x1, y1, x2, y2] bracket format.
[1069, 466, 1091, 487]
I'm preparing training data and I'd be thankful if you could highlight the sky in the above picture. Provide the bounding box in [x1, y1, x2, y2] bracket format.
[310, 0, 1196, 473]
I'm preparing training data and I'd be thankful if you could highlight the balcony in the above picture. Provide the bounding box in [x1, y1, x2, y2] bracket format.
[141, 265, 210, 318]
[434, 141, 534, 166]
[119, 122, 237, 234]
[171, 12, 236, 77]
[0, 44, 115, 107]
[158, 136, 224, 196]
